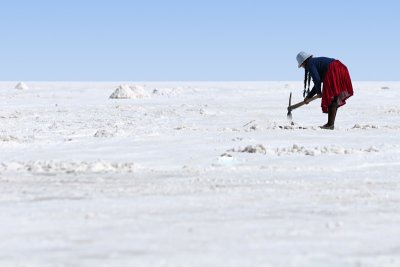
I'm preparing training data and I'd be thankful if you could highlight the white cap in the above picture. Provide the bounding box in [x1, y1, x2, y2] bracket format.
[296, 51, 313, 68]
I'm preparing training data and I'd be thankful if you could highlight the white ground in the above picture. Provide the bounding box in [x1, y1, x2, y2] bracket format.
[0, 81, 399, 267]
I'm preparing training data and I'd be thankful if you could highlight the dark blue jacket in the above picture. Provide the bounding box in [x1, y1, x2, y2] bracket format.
[305, 57, 335, 98]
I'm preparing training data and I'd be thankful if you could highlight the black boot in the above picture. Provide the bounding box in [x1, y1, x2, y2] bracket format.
[321, 98, 338, 130]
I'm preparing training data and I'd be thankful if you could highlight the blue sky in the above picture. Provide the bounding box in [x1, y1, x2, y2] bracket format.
[0, 0, 399, 81]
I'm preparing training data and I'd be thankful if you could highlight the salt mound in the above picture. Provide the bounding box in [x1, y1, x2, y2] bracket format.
[229, 144, 267, 154]
[109, 85, 134, 99]
[109, 84, 150, 99]
[15, 82, 29, 90]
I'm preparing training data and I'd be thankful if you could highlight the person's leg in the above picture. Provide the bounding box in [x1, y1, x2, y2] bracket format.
[321, 97, 338, 130]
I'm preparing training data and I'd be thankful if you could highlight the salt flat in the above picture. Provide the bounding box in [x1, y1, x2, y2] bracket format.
[0, 82, 399, 267]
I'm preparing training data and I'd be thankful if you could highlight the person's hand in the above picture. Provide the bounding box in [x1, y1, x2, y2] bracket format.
[304, 98, 310, 104]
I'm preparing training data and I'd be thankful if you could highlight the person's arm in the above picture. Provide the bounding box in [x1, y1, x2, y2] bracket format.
[306, 63, 322, 99]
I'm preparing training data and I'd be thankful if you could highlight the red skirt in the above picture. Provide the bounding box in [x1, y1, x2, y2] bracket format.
[321, 60, 353, 113]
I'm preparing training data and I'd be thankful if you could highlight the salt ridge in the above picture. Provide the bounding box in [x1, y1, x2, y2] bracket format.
[0, 160, 140, 174]
[227, 144, 380, 156]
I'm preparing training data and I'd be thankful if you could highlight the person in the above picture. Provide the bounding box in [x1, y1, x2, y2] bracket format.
[296, 51, 354, 130]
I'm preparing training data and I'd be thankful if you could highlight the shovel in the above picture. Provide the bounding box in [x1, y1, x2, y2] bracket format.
[287, 92, 321, 120]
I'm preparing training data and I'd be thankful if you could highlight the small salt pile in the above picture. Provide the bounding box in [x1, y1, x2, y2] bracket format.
[109, 84, 150, 99]
[110, 85, 134, 99]
[15, 82, 29, 90]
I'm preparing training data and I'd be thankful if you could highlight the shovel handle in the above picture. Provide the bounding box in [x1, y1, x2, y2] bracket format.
[288, 94, 321, 111]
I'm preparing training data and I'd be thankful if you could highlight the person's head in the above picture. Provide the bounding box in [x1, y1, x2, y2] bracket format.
[296, 51, 313, 96]
[296, 51, 313, 68]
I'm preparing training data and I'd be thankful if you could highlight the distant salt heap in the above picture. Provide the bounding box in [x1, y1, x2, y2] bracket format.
[15, 82, 29, 90]
[109, 84, 150, 99]
[109, 85, 133, 99]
